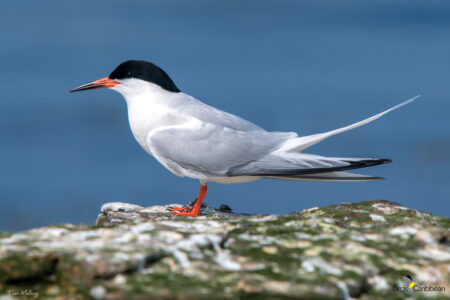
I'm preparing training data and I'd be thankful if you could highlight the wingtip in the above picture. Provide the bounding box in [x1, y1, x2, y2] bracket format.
[344, 158, 392, 168]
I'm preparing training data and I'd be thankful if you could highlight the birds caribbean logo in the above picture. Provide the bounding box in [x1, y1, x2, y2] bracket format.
[402, 275, 420, 295]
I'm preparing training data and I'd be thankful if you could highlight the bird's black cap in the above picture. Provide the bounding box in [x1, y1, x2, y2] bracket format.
[109, 60, 181, 93]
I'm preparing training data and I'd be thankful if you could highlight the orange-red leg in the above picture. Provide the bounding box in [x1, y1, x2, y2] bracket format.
[171, 184, 207, 217]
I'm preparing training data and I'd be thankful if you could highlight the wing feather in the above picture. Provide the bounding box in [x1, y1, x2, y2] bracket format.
[228, 152, 390, 176]
[147, 121, 294, 177]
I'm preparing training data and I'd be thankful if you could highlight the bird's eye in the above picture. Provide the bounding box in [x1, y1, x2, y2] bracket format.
[126, 72, 132, 78]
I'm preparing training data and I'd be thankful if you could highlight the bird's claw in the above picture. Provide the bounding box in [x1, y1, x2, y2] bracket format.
[169, 205, 202, 216]
[169, 205, 191, 214]
[170, 206, 201, 217]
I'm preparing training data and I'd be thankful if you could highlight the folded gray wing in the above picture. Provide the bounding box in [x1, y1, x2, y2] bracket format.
[147, 122, 295, 176]
[227, 152, 390, 176]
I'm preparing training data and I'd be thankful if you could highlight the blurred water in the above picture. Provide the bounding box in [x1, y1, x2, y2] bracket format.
[0, 1, 449, 231]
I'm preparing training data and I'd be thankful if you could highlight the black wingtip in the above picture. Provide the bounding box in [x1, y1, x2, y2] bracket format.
[228, 158, 393, 177]
[344, 158, 392, 168]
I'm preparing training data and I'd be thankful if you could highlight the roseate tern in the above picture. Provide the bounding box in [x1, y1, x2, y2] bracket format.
[69, 60, 418, 217]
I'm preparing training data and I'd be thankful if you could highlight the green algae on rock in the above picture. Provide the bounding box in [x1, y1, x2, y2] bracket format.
[0, 200, 448, 299]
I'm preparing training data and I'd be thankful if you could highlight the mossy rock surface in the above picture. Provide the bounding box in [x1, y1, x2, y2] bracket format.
[0, 200, 448, 299]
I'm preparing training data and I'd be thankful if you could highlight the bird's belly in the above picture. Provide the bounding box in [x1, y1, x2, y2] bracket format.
[209, 176, 261, 184]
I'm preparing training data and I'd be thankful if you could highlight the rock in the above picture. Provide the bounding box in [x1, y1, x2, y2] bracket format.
[0, 200, 448, 299]
[101, 202, 144, 213]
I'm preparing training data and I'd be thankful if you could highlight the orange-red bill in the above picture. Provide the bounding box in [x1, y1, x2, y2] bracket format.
[69, 77, 119, 93]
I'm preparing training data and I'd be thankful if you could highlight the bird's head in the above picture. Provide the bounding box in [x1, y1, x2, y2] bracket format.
[69, 60, 180, 97]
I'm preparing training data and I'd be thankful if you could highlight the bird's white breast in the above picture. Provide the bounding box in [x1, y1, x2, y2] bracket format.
[120, 84, 190, 155]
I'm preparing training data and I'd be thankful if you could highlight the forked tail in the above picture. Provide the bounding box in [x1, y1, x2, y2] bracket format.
[228, 96, 419, 182]
[274, 95, 420, 154]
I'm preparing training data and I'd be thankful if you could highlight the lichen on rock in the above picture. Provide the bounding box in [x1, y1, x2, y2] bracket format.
[0, 200, 448, 299]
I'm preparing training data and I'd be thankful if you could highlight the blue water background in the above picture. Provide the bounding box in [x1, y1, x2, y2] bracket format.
[1, 1, 449, 231]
